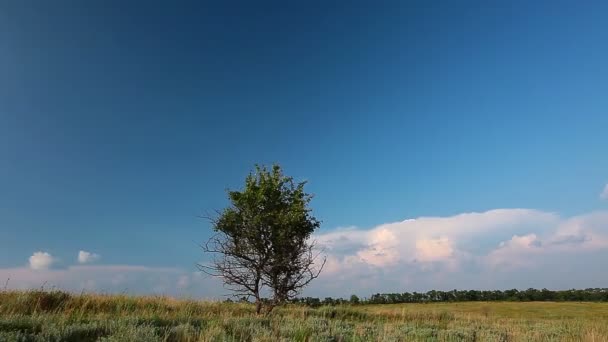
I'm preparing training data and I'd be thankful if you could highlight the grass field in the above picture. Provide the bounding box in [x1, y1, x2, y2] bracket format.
[1, 290, 607, 341]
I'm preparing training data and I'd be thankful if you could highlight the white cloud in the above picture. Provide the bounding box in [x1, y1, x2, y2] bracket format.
[316, 209, 558, 271]
[0, 264, 224, 298]
[6, 209, 608, 298]
[0, 251, 223, 297]
[601, 184, 608, 200]
[28, 252, 55, 270]
[415, 237, 454, 262]
[78, 250, 100, 264]
[309, 209, 608, 296]
[485, 234, 542, 270]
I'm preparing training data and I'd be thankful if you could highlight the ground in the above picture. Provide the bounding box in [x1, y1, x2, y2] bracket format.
[1, 290, 607, 341]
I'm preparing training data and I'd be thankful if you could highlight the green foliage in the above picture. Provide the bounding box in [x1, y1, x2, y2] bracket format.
[217, 164, 319, 243]
[288, 288, 608, 309]
[203, 164, 324, 312]
[365, 288, 608, 304]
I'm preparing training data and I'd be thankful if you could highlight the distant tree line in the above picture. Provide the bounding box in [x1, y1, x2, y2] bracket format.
[287, 288, 608, 307]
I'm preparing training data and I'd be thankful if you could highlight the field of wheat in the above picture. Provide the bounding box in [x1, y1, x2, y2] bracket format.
[1, 290, 607, 341]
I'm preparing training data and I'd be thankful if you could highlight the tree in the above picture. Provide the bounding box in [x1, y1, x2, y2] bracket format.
[350, 294, 360, 305]
[200, 164, 325, 314]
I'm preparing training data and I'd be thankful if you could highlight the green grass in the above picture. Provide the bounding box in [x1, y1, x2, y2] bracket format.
[1, 290, 607, 341]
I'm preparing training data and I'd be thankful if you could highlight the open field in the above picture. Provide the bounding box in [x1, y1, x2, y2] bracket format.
[1, 291, 608, 341]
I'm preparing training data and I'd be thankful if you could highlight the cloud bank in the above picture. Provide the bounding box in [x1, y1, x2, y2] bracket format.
[0, 264, 224, 298]
[310, 209, 608, 297]
[4, 209, 608, 298]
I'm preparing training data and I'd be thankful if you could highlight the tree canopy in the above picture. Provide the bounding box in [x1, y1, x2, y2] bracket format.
[200, 164, 324, 314]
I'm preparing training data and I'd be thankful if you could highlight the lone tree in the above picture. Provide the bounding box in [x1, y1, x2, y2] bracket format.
[200, 164, 325, 314]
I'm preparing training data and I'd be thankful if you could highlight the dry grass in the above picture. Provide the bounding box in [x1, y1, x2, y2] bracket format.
[1, 290, 608, 341]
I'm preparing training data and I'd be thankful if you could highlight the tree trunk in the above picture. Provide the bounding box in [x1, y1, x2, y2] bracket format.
[265, 298, 279, 315]
[265, 303, 276, 314]
[255, 299, 262, 315]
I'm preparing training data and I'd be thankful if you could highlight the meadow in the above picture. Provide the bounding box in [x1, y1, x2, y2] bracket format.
[1, 290, 608, 341]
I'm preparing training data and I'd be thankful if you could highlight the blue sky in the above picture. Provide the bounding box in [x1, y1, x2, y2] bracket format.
[1, 1, 608, 297]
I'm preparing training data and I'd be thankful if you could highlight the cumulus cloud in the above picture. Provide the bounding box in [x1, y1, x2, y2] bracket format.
[485, 234, 542, 270]
[316, 209, 558, 270]
[415, 237, 454, 262]
[6, 209, 608, 298]
[78, 250, 100, 264]
[28, 252, 55, 270]
[601, 184, 608, 200]
[309, 209, 608, 297]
